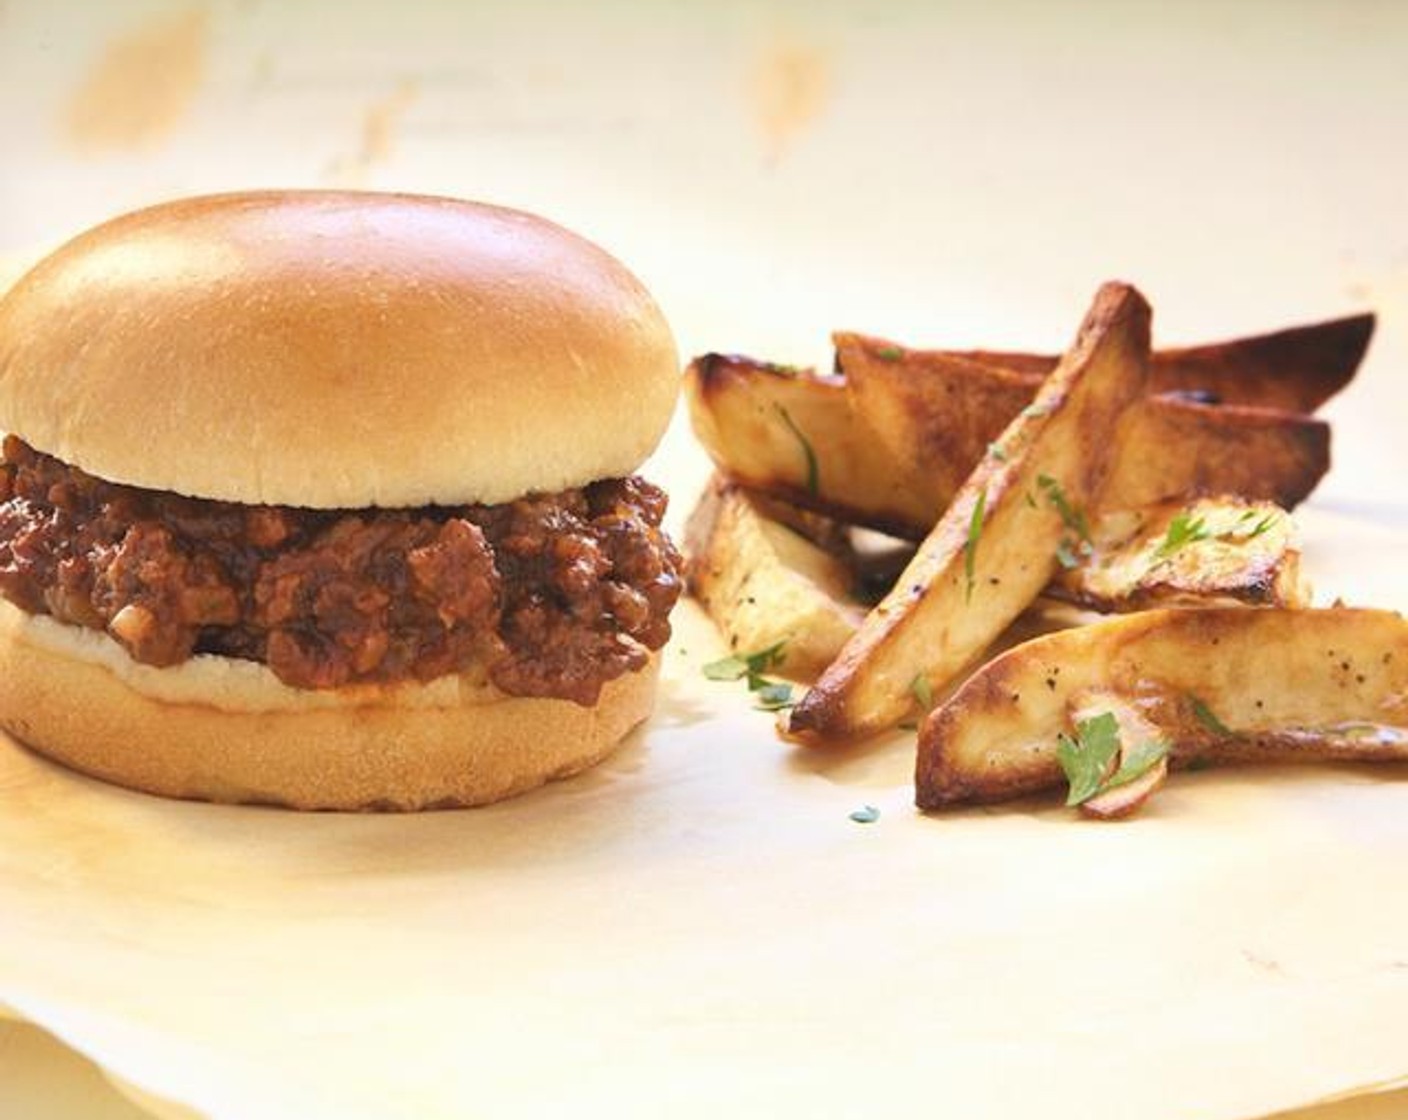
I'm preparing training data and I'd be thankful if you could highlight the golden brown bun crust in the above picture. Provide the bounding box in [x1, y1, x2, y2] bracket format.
[0, 191, 679, 507]
[0, 601, 658, 810]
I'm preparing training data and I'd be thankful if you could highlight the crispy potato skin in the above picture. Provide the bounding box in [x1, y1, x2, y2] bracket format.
[945, 311, 1373, 413]
[788, 282, 1151, 741]
[1103, 398, 1328, 511]
[915, 607, 1408, 810]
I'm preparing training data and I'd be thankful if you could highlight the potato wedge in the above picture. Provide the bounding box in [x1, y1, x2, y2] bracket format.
[944, 311, 1373, 413]
[916, 607, 1408, 809]
[787, 282, 1151, 741]
[838, 333, 1330, 522]
[1100, 396, 1328, 512]
[684, 355, 935, 538]
[1048, 496, 1307, 611]
[685, 475, 865, 680]
[838, 344, 1027, 513]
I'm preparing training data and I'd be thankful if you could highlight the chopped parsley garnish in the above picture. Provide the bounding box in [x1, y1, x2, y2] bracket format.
[1037, 473, 1091, 543]
[1105, 738, 1169, 791]
[1035, 473, 1092, 570]
[964, 488, 987, 603]
[1156, 505, 1279, 560]
[1155, 511, 1212, 559]
[1245, 513, 1276, 539]
[911, 674, 934, 711]
[849, 804, 881, 824]
[987, 441, 1008, 462]
[773, 404, 820, 496]
[1057, 711, 1169, 806]
[752, 680, 795, 711]
[1189, 694, 1233, 736]
[1054, 539, 1081, 569]
[1057, 712, 1121, 806]
[876, 345, 904, 362]
[703, 641, 786, 682]
[703, 642, 795, 710]
[702, 657, 748, 681]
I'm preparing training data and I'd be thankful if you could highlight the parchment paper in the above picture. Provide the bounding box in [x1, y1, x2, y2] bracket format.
[1, 434, 1406, 1120]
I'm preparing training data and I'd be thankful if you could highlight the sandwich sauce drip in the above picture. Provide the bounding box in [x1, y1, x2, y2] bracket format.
[0, 437, 681, 704]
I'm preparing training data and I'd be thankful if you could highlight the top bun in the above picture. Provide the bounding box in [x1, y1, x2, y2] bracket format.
[0, 191, 679, 508]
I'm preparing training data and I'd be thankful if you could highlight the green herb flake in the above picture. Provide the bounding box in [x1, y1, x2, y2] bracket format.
[1036, 473, 1092, 544]
[1055, 539, 1081, 569]
[1155, 511, 1211, 560]
[1245, 513, 1277, 539]
[1189, 694, 1234, 737]
[1021, 400, 1055, 419]
[753, 680, 795, 711]
[704, 642, 797, 713]
[911, 674, 935, 711]
[1057, 712, 1122, 806]
[703, 641, 787, 684]
[702, 654, 750, 682]
[1105, 738, 1170, 790]
[987, 441, 1008, 462]
[774, 404, 820, 496]
[849, 804, 881, 824]
[876, 345, 904, 362]
[964, 488, 987, 603]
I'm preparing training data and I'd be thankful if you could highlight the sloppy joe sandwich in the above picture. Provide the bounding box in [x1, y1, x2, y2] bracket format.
[0, 191, 683, 810]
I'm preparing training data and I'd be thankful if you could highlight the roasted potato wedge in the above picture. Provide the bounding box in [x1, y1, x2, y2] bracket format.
[1100, 395, 1328, 512]
[943, 311, 1373, 413]
[838, 344, 1028, 512]
[838, 333, 1330, 520]
[787, 282, 1151, 741]
[685, 475, 865, 680]
[685, 355, 935, 538]
[916, 607, 1408, 809]
[1048, 496, 1307, 611]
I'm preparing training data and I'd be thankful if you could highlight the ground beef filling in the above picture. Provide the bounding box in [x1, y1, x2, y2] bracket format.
[0, 436, 681, 705]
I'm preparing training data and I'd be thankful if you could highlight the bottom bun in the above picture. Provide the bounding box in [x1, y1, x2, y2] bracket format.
[0, 600, 658, 810]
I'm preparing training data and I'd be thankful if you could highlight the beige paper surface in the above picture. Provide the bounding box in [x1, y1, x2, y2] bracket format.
[1, 425, 1406, 1120]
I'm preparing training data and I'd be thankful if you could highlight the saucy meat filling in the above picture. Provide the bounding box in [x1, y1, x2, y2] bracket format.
[0, 436, 681, 704]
